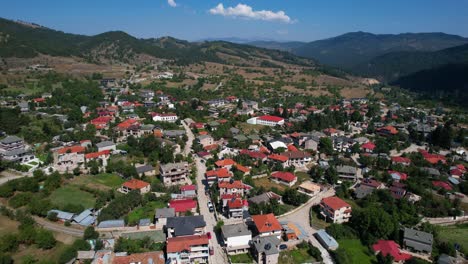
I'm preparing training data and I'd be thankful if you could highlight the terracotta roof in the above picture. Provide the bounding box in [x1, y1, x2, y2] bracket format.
[281, 151, 311, 159]
[117, 119, 139, 129]
[227, 198, 244, 209]
[169, 199, 197, 213]
[57, 146, 85, 154]
[221, 193, 242, 200]
[215, 159, 236, 167]
[258, 115, 284, 122]
[240, 150, 267, 159]
[206, 168, 232, 178]
[321, 196, 350, 211]
[235, 164, 251, 173]
[432, 181, 452, 191]
[271, 171, 297, 182]
[287, 145, 299, 151]
[113, 251, 165, 264]
[85, 150, 110, 159]
[166, 234, 209, 253]
[391, 156, 411, 163]
[377, 126, 398, 135]
[372, 240, 411, 262]
[122, 179, 150, 190]
[361, 142, 376, 150]
[180, 185, 196, 191]
[268, 154, 289, 162]
[252, 213, 282, 233]
[218, 180, 245, 189]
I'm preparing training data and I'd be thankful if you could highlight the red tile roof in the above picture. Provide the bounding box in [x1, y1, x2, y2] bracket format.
[258, 115, 284, 122]
[227, 198, 244, 209]
[271, 171, 297, 183]
[391, 156, 411, 164]
[372, 240, 411, 262]
[287, 145, 299, 152]
[117, 119, 139, 129]
[252, 213, 282, 233]
[218, 180, 245, 189]
[169, 198, 197, 213]
[235, 164, 251, 173]
[85, 150, 110, 159]
[388, 170, 408, 181]
[113, 252, 165, 264]
[321, 196, 350, 211]
[377, 126, 398, 135]
[240, 150, 267, 159]
[268, 154, 289, 163]
[180, 185, 196, 191]
[122, 179, 150, 190]
[432, 181, 452, 191]
[166, 234, 209, 253]
[57, 146, 85, 154]
[206, 168, 232, 179]
[215, 159, 236, 167]
[361, 142, 376, 150]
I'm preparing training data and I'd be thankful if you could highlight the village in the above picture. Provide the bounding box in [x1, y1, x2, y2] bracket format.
[0, 71, 468, 264]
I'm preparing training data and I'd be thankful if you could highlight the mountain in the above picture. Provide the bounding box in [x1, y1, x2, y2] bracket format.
[246, 41, 306, 52]
[292, 32, 468, 70]
[0, 18, 312, 66]
[392, 63, 468, 106]
[355, 44, 468, 81]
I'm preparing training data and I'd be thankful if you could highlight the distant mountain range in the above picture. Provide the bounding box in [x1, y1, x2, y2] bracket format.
[248, 32, 468, 79]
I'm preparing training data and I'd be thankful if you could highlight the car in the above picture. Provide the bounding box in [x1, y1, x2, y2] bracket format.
[207, 201, 214, 212]
[279, 244, 288, 250]
[207, 232, 212, 239]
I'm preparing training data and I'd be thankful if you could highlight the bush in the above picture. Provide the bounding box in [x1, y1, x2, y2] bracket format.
[8, 192, 33, 208]
[35, 229, 56, 249]
[0, 234, 19, 252]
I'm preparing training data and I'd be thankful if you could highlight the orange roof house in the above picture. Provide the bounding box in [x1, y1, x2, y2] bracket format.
[57, 146, 85, 154]
[252, 213, 282, 236]
[166, 234, 209, 253]
[215, 159, 236, 168]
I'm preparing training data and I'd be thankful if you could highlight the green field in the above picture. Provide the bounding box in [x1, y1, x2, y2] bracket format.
[230, 253, 254, 264]
[337, 239, 376, 264]
[279, 248, 317, 264]
[70, 173, 125, 190]
[49, 185, 96, 209]
[127, 201, 166, 225]
[439, 223, 468, 254]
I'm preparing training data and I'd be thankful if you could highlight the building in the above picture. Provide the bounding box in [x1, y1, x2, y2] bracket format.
[270, 171, 297, 187]
[53, 146, 85, 173]
[403, 228, 433, 254]
[298, 181, 321, 197]
[281, 151, 312, 167]
[166, 216, 206, 238]
[166, 234, 209, 264]
[314, 229, 339, 250]
[113, 251, 165, 264]
[247, 115, 285, 126]
[336, 165, 358, 180]
[372, 240, 412, 263]
[136, 165, 156, 176]
[226, 198, 245, 219]
[0, 136, 35, 163]
[160, 162, 189, 186]
[221, 223, 252, 255]
[218, 180, 247, 196]
[169, 199, 197, 216]
[320, 196, 352, 224]
[155, 208, 175, 227]
[152, 113, 178, 123]
[248, 192, 282, 205]
[196, 135, 214, 147]
[251, 235, 280, 264]
[96, 141, 116, 152]
[120, 179, 151, 194]
[252, 214, 282, 239]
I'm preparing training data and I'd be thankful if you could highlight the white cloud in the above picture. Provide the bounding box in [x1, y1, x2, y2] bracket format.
[167, 0, 177, 7]
[209, 3, 292, 23]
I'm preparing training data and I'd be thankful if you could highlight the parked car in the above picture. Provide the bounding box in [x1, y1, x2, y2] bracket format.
[279, 244, 288, 250]
[207, 201, 214, 212]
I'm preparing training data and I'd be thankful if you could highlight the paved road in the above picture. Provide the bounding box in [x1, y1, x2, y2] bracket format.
[278, 188, 336, 264]
[181, 121, 194, 156]
[195, 157, 229, 264]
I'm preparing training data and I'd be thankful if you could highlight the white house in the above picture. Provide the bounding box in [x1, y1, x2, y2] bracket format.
[152, 113, 178, 123]
[247, 115, 285, 127]
[221, 223, 252, 255]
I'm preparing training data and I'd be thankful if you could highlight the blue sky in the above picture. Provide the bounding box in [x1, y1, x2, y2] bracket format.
[1, 0, 468, 41]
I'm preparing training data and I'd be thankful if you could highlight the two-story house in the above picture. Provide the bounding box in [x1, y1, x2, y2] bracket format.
[166, 234, 210, 264]
[319, 196, 352, 224]
[160, 162, 189, 186]
[251, 213, 282, 239]
[221, 223, 252, 255]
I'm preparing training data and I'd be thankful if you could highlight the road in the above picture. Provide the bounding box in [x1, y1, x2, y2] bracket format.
[181, 120, 194, 156]
[278, 188, 336, 264]
[35, 216, 84, 237]
[0, 170, 31, 185]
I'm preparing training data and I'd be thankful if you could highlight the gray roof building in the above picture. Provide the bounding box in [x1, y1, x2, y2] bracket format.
[97, 219, 125, 229]
[403, 228, 433, 253]
[251, 235, 280, 255]
[166, 215, 206, 237]
[221, 223, 251, 238]
[136, 165, 155, 174]
[314, 229, 339, 250]
[155, 208, 175, 219]
[0, 135, 22, 144]
[96, 141, 115, 149]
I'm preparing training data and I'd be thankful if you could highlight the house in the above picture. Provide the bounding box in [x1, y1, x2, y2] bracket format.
[403, 228, 433, 254]
[234, 164, 251, 175]
[377, 126, 398, 136]
[298, 181, 321, 197]
[218, 180, 247, 196]
[159, 162, 189, 186]
[205, 168, 232, 184]
[361, 142, 376, 153]
[53, 146, 85, 173]
[73, 209, 97, 227]
[304, 138, 319, 151]
[48, 210, 75, 222]
[247, 115, 285, 126]
[372, 240, 412, 262]
[320, 196, 352, 224]
[391, 156, 411, 166]
[180, 185, 197, 197]
[242, 100, 258, 110]
[96, 220, 126, 231]
[169, 198, 197, 216]
[389, 171, 408, 181]
[166, 234, 209, 264]
[136, 165, 156, 176]
[120, 179, 151, 194]
[96, 141, 116, 152]
[432, 181, 452, 191]
[267, 154, 289, 168]
[226, 198, 246, 219]
[314, 229, 339, 250]
[248, 192, 282, 205]
[221, 223, 252, 255]
[113, 251, 165, 264]
[251, 235, 280, 264]
[152, 113, 178, 123]
[85, 150, 110, 168]
[155, 208, 175, 227]
[215, 159, 236, 169]
[0, 136, 35, 163]
[251, 213, 282, 239]
[196, 135, 214, 147]
[336, 165, 358, 180]
[166, 216, 206, 238]
[281, 151, 312, 167]
[270, 171, 297, 187]
[390, 182, 407, 199]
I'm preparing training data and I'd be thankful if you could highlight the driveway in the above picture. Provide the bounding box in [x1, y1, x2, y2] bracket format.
[0, 170, 30, 185]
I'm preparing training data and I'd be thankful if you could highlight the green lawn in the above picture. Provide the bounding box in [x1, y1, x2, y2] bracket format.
[337, 239, 376, 264]
[127, 201, 166, 225]
[230, 253, 254, 264]
[279, 248, 317, 264]
[49, 185, 96, 209]
[439, 223, 468, 254]
[70, 173, 125, 190]
[310, 207, 330, 229]
[295, 171, 311, 184]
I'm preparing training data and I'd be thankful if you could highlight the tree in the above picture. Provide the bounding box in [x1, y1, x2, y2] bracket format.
[35, 229, 56, 249]
[319, 137, 334, 155]
[83, 226, 99, 240]
[47, 211, 59, 222]
[0, 234, 19, 252]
